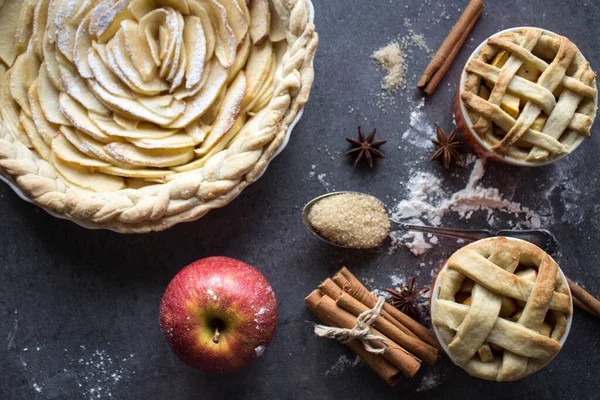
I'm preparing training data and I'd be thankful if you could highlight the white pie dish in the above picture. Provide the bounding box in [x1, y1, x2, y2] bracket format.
[0, 103, 306, 231]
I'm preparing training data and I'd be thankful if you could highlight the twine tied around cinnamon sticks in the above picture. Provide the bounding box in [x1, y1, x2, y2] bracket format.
[314, 296, 389, 355]
[306, 267, 442, 386]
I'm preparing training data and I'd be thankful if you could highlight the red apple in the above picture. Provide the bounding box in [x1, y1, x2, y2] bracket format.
[159, 257, 278, 373]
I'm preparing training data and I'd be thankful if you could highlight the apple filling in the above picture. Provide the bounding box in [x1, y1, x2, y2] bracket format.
[476, 48, 549, 152]
[0, 0, 285, 191]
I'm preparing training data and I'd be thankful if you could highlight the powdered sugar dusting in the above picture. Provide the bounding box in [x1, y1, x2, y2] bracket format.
[370, 288, 390, 298]
[389, 274, 406, 287]
[317, 173, 332, 192]
[32, 382, 42, 393]
[393, 231, 433, 256]
[390, 157, 544, 255]
[324, 354, 361, 376]
[307, 164, 336, 192]
[402, 98, 435, 149]
[253, 306, 270, 326]
[89, 0, 127, 38]
[206, 288, 217, 300]
[76, 349, 134, 399]
[254, 345, 265, 356]
[16, 346, 135, 399]
[416, 367, 443, 392]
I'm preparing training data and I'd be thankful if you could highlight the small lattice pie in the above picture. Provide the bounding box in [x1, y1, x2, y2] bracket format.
[461, 27, 597, 162]
[432, 237, 572, 381]
[0, 0, 317, 232]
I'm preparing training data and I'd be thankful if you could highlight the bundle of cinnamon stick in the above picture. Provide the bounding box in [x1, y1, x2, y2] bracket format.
[305, 267, 441, 386]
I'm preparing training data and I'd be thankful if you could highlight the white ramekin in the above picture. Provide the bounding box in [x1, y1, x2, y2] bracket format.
[429, 236, 573, 380]
[454, 26, 598, 167]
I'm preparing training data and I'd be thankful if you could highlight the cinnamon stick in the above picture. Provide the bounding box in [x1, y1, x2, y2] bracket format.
[332, 271, 420, 340]
[330, 275, 422, 340]
[417, 0, 484, 95]
[572, 296, 598, 318]
[567, 277, 600, 319]
[336, 292, 439, 365]
[306, 291, 421, 378]
[334, 267, 442, 350]
[320, 277, 425, 344]
[318, 278, 344, 300]
[305, 290, 402, 386]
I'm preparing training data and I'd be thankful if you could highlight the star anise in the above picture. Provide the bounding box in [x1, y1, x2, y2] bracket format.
[430, 125, 461, 169]
[385, 277, 430, 321]
[345, 127, 387, 168]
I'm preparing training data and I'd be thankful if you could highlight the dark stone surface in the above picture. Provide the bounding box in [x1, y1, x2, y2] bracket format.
[1, 0, 600, 399]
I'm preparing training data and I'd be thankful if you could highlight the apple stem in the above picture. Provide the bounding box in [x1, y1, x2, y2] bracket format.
[213, 326, 220, 344]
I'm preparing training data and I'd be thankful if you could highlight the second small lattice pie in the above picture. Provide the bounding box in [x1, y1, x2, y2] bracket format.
[431, 237, 572, 381]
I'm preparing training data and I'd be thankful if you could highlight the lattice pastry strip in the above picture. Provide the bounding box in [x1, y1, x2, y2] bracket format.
[528, 64, 596, 160]
[461, 92, 568, 154]
[495, 36, 577, 153]
[461, 28, 597, 162]
[472, 28, 543, 136]
[432, 237, 572, 381]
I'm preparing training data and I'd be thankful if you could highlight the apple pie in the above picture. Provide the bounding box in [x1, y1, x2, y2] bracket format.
[431, 237, 572, 381]
[0, 0, 317, 232]
[460, 27, 597, 164]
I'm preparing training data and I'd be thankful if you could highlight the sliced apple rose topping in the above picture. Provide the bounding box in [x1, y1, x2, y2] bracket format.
[0, 0, 291, 193]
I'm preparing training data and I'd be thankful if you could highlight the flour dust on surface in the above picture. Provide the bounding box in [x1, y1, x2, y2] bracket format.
[14, 343, 135, 399]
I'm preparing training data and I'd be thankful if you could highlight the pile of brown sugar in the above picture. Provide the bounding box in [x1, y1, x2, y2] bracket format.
[307, 193, 390, 249]
[372, 42, 406, 92]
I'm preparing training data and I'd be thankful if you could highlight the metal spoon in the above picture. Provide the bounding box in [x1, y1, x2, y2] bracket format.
[302, 191, 558, 255]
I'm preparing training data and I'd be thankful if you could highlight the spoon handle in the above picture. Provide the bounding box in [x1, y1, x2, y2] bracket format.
[495, 229, 559, 256]
[392, 221, 493, 241]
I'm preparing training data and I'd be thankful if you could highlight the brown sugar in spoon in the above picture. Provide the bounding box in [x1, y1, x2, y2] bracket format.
[302, 191, 557, 253]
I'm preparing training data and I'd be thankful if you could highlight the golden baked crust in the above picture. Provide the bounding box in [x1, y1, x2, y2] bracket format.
[461, 27, 597, 162]
[0, 0, 318, 232]
[432, 237, 572, 381]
